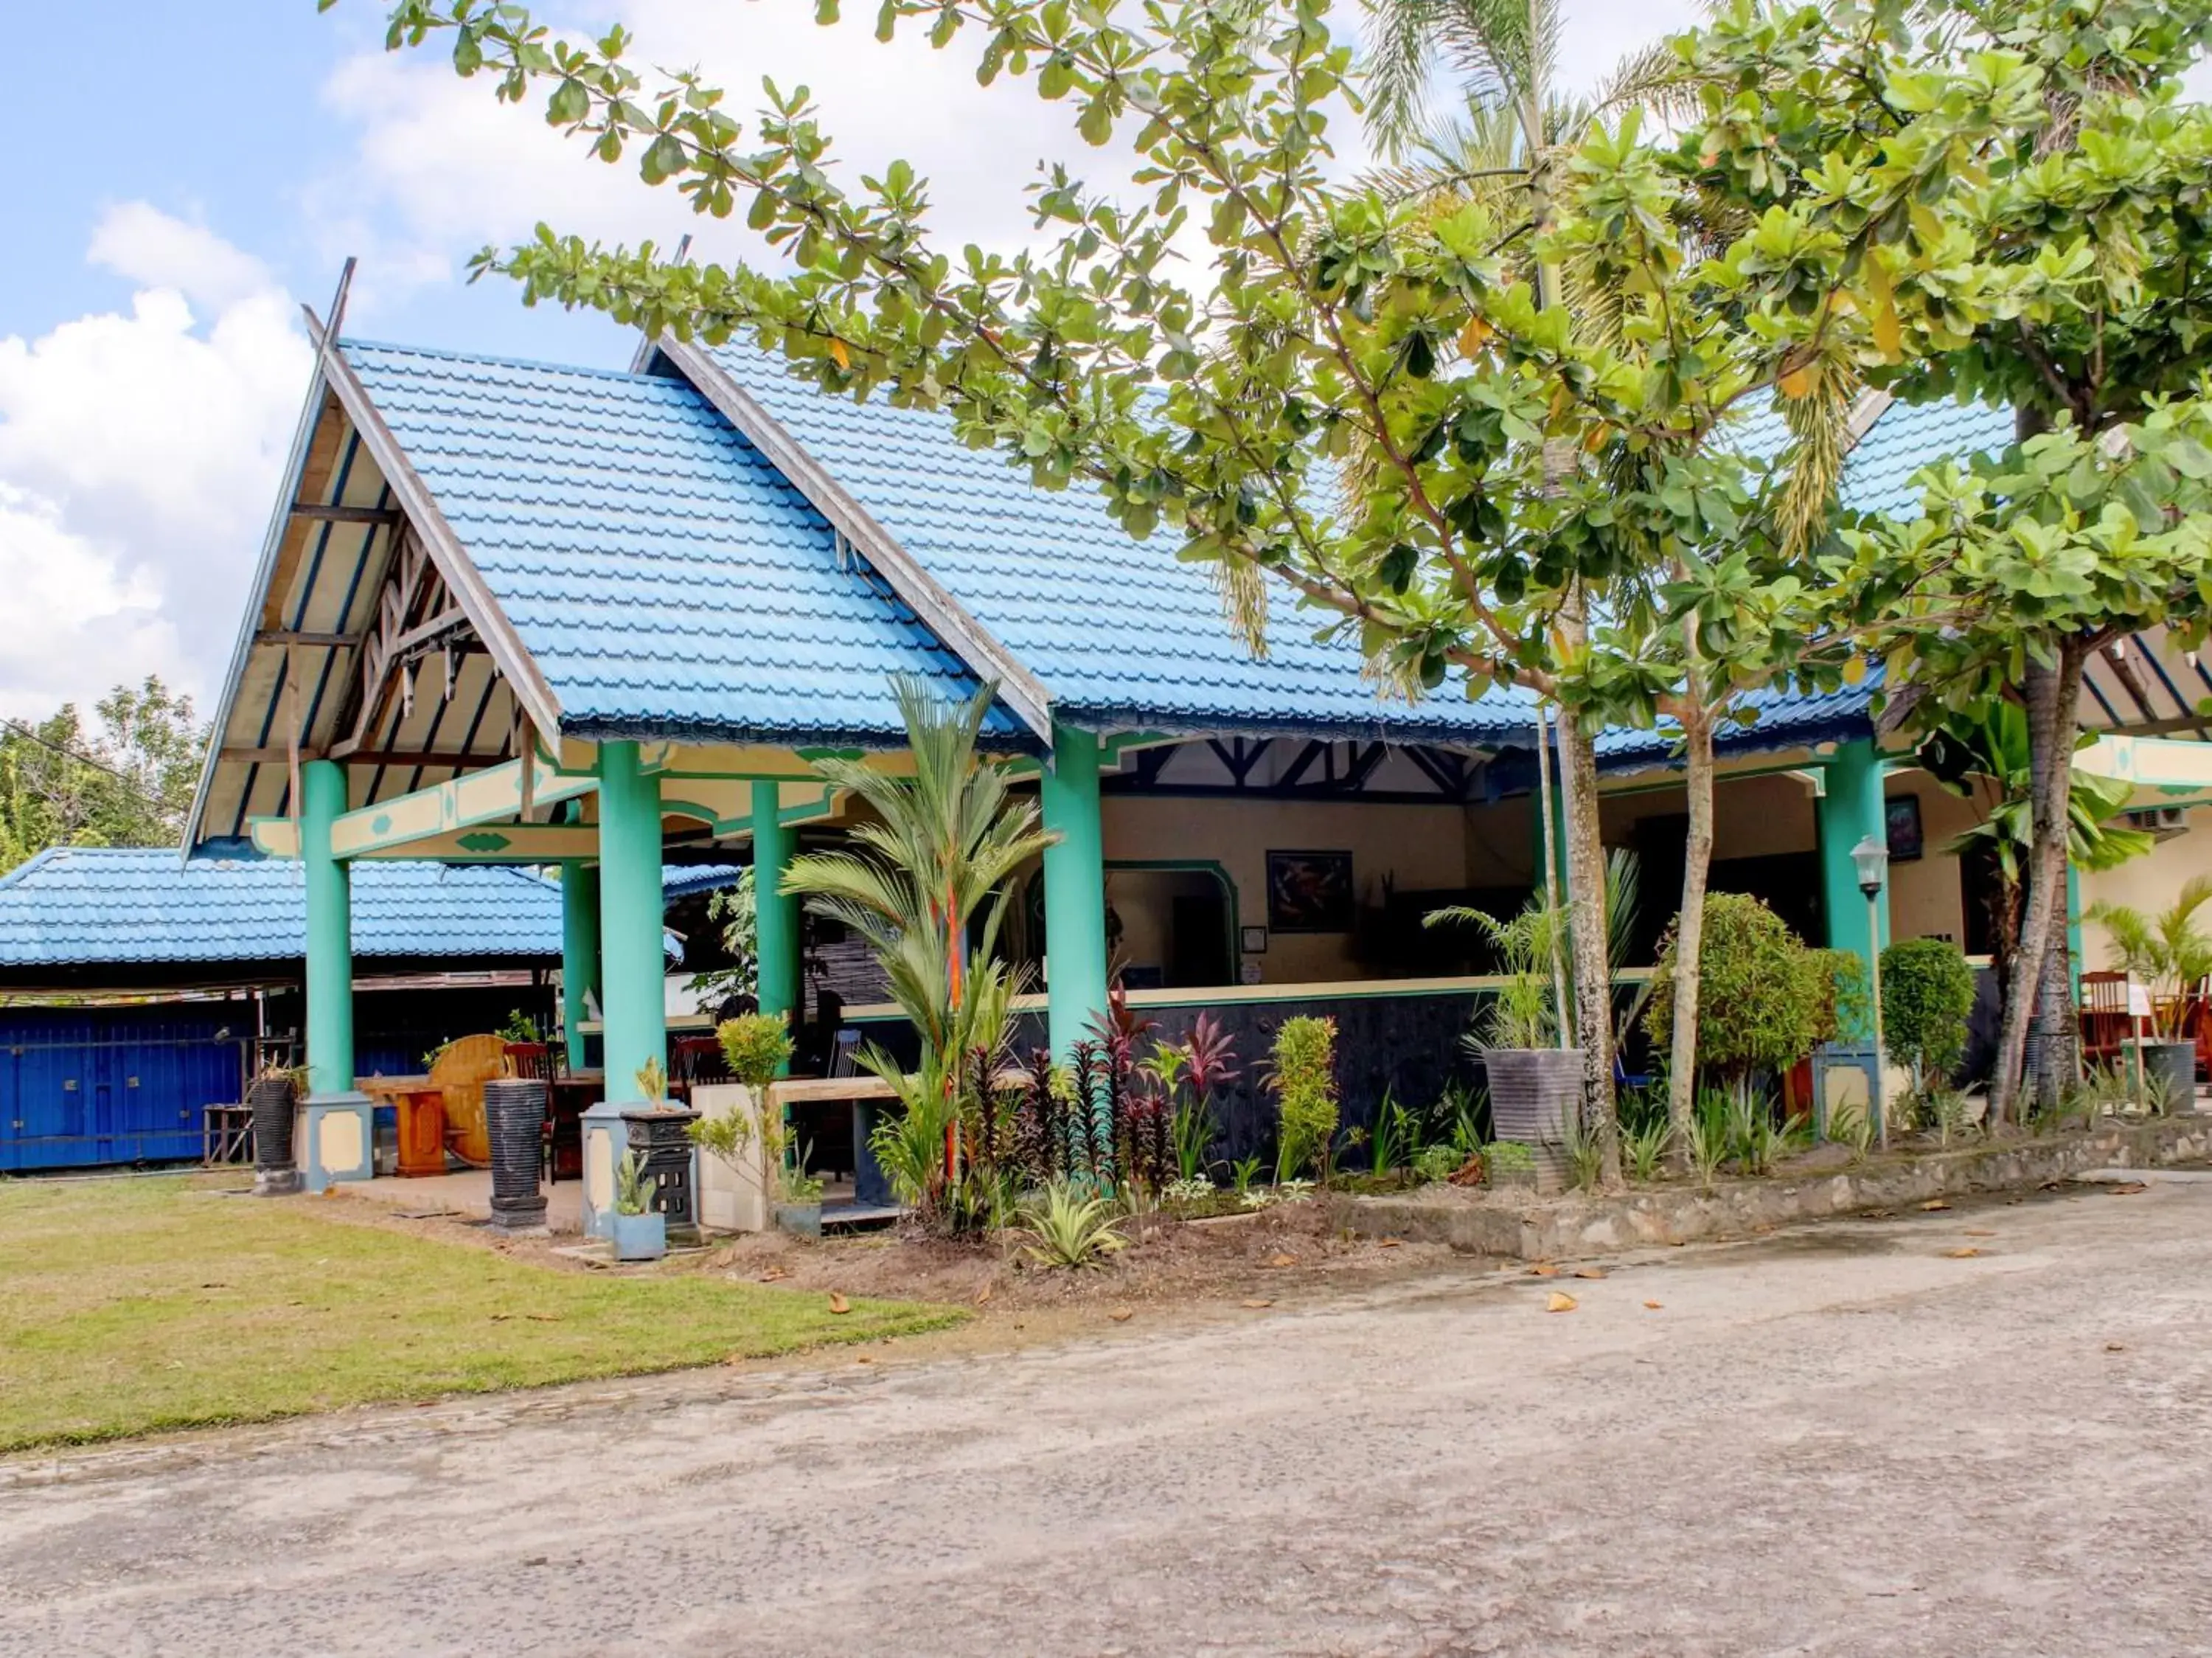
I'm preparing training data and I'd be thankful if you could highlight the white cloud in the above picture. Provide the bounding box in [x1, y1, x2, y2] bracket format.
[0, 205, 312, 717]
[87, 201, 277, 314]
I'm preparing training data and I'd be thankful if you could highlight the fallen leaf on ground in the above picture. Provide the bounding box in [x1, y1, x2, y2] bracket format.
[1242, 1298, 1273, 1309]
[1919, 1199, 1950, 1211]
[1546, 1291, 1579, 1313]
[1943, 1246, 1983, 1259]
[1267, 1253, 1297, 1269]
[1378, 1238, 1402, 1249]
[759, 1266, 790, 1283]
[854, 1356, 873, 1365]
[973, 1283, 994, 1306]
[524, 1313, 559, 1322]
[1528, 1264, 1559, 1277]
[1573, 1267, 1607, 1280]
[1965, 1228, 1995, 1237]
[1108, 1307, 1133, 1322]
[827, 1292, 851, 1315]
[2109, 1182, 2148, 1195]
[2106, 1342, 2127, 1353]
[1643, 1300, 1663, 1311]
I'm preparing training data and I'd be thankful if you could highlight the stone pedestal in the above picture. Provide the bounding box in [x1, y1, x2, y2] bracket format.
[580, 1100, 701, 1242]
[299, 1092, 375, 1194]
[484, 1077, 549, 1232]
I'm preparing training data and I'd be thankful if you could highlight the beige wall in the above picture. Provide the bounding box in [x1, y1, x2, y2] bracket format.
[1102, 794, 1474, 983]
[2077, 806, 2212, 971]
[1885, 771, 1978, 946]
[1597, 771, 1820, 862]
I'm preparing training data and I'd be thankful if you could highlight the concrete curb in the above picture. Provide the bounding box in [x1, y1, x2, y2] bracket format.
[1338, 1119, 2212, 1259]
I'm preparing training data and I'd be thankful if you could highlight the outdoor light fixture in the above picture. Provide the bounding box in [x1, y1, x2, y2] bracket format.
[1851, 835, 1891, 1149]
[1851, 835, 1888, 901]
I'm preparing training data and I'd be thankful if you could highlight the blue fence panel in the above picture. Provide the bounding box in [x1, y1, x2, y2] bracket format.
[0, 1008, 250, 1172]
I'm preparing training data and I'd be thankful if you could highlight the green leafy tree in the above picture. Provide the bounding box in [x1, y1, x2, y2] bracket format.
[349, 0, 1909, 1190]
[1670, 0, 2212, 1120]
[0, 677, 208, 870]
[1918, 701, 2152, 992]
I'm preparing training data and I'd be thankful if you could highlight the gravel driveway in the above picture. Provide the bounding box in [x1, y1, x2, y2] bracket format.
[5, 1179, 2210, 1657]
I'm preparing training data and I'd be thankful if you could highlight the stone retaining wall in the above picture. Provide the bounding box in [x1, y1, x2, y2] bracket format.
[1340, 1120, 2212, 1260]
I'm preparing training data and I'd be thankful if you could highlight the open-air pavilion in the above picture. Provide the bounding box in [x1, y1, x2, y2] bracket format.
[184, 294, 2212, 1210]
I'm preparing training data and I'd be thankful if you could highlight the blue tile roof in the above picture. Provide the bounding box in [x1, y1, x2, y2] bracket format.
[341, 341, 1019, 748]
[1842, 398, 2016, 518]
[0, 847, 618, 969]
[1604, 393, 2020, 763]
[707, 347, 1538, 744]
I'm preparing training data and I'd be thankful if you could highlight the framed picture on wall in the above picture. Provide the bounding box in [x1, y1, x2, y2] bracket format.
[1240, 925, 1270, 954]
[1266, 850, 1355, 932]
[1885, 792, 1924, 862]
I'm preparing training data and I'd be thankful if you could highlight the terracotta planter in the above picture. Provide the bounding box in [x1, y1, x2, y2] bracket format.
[248, 1075, 301, 1197]
[1481, 1047, 1582, 1145]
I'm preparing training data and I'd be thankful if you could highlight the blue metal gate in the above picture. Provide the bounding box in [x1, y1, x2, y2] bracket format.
[0, 1008, 250, 1172]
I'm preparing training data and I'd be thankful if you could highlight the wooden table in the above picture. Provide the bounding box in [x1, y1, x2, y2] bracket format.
[361, 1075, 453, 1178]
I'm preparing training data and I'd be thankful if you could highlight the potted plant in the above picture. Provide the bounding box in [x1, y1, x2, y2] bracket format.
[1430, 901, 1579, 1148]
[610, 1148, 667, 1261]
[688, 1014, 795, 1233]
[2086, 876, 2212, 1108]
[248, 1059, 307, 1197]
[773, 1149, 827, 1238]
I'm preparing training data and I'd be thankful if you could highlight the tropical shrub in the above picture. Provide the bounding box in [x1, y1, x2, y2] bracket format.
[1017, 1180, 1126, 1269]
[1878, 939, 1978, 1081]
[2085, 875, 2212, 1040]
[1270, 1016, 1340, 1182]
[1427, 900, 1560, 1048]
[716, 1012, 794, 1089]
[1646, 895, 1824, 1083]
[1806, 949, 1872, 1049]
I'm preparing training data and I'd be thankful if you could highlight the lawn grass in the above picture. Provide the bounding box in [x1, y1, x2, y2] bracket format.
[0, 1176, 961, 1453]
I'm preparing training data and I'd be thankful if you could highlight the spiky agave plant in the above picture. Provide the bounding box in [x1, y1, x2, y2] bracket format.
[1017, 1179, 1127, 1269]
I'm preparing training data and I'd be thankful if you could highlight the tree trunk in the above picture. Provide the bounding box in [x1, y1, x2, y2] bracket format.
[1667, 710, 1717, 1154]
[1556, 704, 1622, 1189]
[2030, 648, 2087, 1116]
[1992, 645, 2081, 1123]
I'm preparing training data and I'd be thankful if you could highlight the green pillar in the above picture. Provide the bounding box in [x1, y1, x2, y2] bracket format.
[301, 759, 355, 1097]
[1819, 738, 1891, 985]
[1040, 722, 1109, 1060]
[560, 859, 600, 1072]
[751, 780, 801, 1058]
[596, 740, 665, 1099]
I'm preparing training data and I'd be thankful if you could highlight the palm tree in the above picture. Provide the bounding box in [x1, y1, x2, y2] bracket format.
[1354, 0, 1857, 1165]
[779, 675, 1059, 1210]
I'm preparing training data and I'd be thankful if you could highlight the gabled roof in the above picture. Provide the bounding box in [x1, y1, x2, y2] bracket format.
[0, 847, 581, 971]
[669, 342, 1540, 746]
[343, 341, 1015, 749]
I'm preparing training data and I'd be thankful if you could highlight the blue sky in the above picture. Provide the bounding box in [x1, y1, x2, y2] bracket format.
[0, 0, 1705, 724]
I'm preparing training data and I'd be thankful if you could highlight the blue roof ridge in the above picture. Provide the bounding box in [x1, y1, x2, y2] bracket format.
[337, 336, 673, 387]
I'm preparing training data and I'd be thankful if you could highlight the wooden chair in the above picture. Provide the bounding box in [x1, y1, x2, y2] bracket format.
[429, 1033, 511, 1168]
[2078, 971, 2132, 1071]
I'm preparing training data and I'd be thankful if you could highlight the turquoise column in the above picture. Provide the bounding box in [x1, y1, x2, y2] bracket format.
[560, 859, 600, 1072]
[1819, 738, 1891, 976]
[751, 780, 800, 1061]
[296, 759, 370, 1192]
[1040, 723, 1109, 1059]
[301, 760, 355, 1097]
[596, 740, 666, 1099]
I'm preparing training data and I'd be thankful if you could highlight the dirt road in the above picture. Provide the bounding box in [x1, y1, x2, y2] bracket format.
[5, 1179, 2210, 1657]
